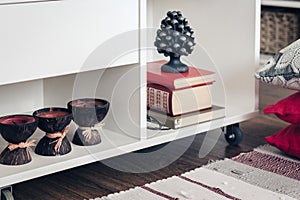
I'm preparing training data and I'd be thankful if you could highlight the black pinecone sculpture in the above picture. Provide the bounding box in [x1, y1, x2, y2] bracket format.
[154, 11, 196, 73]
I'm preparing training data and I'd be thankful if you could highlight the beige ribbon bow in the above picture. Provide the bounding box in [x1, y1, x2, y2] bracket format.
[46, 125, 70, 153]
[8, 140, 36, 151]
[80, 123, 105, 141]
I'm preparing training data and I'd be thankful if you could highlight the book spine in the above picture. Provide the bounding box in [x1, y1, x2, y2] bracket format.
[147, 85, 171, 114]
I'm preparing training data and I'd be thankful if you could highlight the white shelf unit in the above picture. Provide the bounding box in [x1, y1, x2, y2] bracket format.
[0, 0, 260, 190]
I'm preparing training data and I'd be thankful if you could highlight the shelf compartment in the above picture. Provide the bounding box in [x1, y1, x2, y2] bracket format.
[0, 63, 143, 141]
[145, 0, 260, 131]
[0, 62, 144, 187]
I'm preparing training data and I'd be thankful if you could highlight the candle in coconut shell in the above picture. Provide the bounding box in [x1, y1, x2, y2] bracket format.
[33, 107, 72, 156]
[67, 98, 109, 146]
[0, 115, 38, 165]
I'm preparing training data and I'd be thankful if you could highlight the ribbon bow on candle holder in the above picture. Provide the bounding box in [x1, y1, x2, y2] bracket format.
[80, 123, 105, 141]
[46, 125, 70, 153]
[8, 140, 36, 151]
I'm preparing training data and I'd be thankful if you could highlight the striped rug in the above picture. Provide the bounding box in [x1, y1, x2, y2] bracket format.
[95, 145, 300, 200]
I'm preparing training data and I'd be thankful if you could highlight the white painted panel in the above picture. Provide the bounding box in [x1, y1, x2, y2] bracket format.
[0, 0, 139, 85]
[95, 64, 141, 140]
[43, 73, 76, 107]
[0, 80, 43, 115]
[148, 0, 259, 118]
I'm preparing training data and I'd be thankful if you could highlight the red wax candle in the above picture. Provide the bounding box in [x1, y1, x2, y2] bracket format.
[0, 115, 35, 125]
[36, 111, 69, 118]
[70, 100, 104, 108]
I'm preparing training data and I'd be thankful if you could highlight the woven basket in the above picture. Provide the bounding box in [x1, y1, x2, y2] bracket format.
[261, 7, 300, 54]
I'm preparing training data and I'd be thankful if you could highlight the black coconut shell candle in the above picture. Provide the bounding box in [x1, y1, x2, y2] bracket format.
[67, 98, 109, 146]
[33, 107, 72, 156]
[0, 115, 38, 165]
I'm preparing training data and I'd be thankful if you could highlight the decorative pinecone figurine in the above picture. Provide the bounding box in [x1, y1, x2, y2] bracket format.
[154, 11, 196, 73]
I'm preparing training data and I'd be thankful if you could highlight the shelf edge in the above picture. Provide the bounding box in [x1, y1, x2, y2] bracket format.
[261, 0, 300, 8]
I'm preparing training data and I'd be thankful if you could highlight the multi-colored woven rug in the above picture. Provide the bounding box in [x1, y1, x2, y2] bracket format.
[95, 145, 300, 200]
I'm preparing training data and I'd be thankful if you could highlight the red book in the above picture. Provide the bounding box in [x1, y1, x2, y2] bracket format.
[147, 60, 215, 89]
[147, 83, 212, 116]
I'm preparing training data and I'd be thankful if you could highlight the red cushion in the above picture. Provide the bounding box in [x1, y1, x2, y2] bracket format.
[264, 92, 300, 124]
[265, 124, 300, 159]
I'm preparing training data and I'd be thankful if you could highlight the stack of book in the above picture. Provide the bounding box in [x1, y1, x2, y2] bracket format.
[147, 60, 224, 129]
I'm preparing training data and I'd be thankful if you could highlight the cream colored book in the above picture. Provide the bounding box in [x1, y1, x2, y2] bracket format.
[147, 83, 213, 116]
[147, 106, 225, 129]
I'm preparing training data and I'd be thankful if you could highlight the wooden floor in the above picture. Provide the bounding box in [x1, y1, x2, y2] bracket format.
[12, 83, 295, 200]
